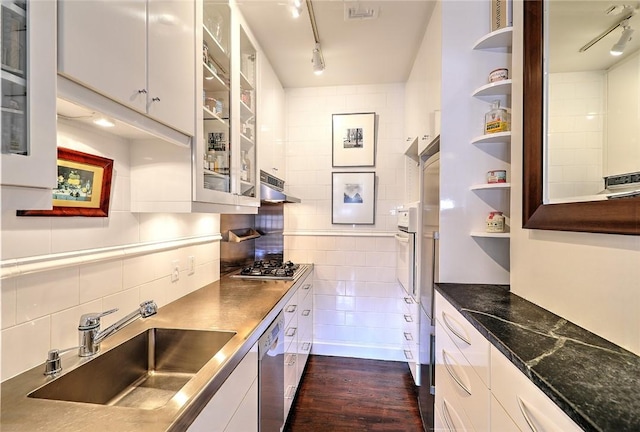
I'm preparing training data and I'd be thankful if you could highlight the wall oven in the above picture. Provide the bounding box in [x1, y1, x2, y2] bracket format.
[395, 207, 418, 299]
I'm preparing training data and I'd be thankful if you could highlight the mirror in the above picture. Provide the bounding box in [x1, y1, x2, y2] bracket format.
[523, 0, 640, 234]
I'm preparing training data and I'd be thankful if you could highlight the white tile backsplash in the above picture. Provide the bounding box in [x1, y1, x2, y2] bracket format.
[79, 260, 124, 303]
[1, 316, 50, 381]
[16, 267, 80, 323]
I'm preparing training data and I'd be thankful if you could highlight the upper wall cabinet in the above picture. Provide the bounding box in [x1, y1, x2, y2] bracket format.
[257, 55, 286, 181]
[57, 0, 195, 136]
[1, 0, 57, 209]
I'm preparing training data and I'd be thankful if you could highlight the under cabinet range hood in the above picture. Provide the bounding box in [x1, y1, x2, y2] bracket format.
[260, 171, 301, 203]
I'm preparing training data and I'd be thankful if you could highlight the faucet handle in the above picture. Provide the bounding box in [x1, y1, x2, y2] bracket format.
[78, 308, 118, 330]
[139, 300, 158, 318]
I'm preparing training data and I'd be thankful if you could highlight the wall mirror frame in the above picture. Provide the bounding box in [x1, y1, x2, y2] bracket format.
[523, 0, 640, 235]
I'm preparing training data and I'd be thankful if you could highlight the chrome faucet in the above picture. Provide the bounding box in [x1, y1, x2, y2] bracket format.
[78, 300, 158, 357]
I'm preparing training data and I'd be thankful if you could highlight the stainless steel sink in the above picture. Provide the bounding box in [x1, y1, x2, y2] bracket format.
[29, 328, 236, 410]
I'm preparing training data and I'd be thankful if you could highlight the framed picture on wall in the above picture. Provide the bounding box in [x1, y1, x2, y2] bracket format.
[332, 112, 376, 167]
[332, 172, 376, 225]
[17, 147, 114, 217]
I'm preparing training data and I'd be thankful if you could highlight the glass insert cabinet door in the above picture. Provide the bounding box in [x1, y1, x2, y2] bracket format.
[238, 24, 256, 199]
[1, 0, 27, 155]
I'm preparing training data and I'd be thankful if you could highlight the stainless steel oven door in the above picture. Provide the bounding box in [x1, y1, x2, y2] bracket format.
[395, 230, 416, 299]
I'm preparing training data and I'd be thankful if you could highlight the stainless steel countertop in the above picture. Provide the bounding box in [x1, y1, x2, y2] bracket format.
[0, 265, 313, 432]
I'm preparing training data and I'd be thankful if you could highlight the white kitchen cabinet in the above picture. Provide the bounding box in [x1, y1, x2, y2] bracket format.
[1, 0, 57, 209]
[296, 277, 313, 384]
[187, 342, 258, 432]
[491, 394, 520, 432]
[257, 55, 286, 181]
[58, 0, 195, 136]
[491, 346, 582, 432]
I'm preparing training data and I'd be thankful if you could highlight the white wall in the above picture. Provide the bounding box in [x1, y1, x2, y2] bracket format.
[283, 83, 407, 361]
[510, 0, 640, 356]
[1, 121, 221, 380]
[547, 71, 605, 200]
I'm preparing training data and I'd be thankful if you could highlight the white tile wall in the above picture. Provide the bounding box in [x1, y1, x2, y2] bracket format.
[0, 122, 221, 381]
[282, 84, 407, 361]
[547, 72, 605, 199]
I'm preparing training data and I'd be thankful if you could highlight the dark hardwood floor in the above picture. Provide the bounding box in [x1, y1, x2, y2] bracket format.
[284, 355, 425, 432]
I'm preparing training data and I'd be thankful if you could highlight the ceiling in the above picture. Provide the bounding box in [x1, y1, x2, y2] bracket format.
[236, 0, 435, 88]
[549, 1, 640, 72]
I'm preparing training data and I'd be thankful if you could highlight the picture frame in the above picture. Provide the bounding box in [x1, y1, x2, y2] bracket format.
[332, 172, 376, 225]
[18, 147, 114, 217]
[332, 112, 376, 167]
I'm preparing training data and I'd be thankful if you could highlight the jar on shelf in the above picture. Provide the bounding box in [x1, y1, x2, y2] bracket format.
[486, 211, 506, 233]
[484, 100, 510, 134]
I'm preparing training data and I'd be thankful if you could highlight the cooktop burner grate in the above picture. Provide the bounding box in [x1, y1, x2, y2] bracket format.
[232, 260, 304, 280]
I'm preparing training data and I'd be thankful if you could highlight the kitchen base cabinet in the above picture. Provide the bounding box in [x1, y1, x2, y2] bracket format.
[187, 343, 258, 432]
[401, 294, 419, 385]
[491, 394, 520, 432]
[491, 346, 582, 432]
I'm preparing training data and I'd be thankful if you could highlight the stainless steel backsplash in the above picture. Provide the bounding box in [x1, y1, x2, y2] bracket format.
[220, 203, 284, 275]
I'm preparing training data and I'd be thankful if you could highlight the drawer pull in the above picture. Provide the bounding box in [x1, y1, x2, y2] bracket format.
[517, 396, 545, 432]
[404, 314, 413, 323]
[302, 283, 311, 290]
[286, 304, 297, 313]
[302, 309, 311, 317]
[403, 349, 413, 360]
[404, 297, 413, 304]
[404, 332, 413, 341]
[442, 311, 471, 345]
[442, 350, 471, 395]
[286, 327, 297, 337]
[285, 354, 296, 366]
[302, 342, 311, 351]
[285, 385, 297, 399]
[441, 398, 458, 431]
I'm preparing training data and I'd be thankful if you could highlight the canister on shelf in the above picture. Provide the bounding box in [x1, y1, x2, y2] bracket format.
[487, 169, 507, 183]
[488, 68, 509, 83]
[486, 211, 505, 233]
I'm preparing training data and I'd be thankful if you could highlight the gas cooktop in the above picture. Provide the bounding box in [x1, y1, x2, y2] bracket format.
[231, 260, 307, 281]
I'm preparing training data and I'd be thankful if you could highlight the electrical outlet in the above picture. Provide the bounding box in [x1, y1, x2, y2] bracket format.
[171, 260, 180, 282]
[188, 255, 195, 275]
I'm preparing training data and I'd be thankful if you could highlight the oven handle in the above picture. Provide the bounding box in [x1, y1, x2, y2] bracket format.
[395, 233, 409, 243]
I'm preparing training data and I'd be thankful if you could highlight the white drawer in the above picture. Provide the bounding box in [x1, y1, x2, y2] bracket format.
[435, 291, 490, 386]
[435, 368, 477, 432]
[490, 347, 582, 432]
[436, 320, 489, 432]
[283, 292, 298, 328]
[491, 394, 520, 432]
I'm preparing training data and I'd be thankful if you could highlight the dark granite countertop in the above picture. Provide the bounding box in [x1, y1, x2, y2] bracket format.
[436, 283, 640, 432]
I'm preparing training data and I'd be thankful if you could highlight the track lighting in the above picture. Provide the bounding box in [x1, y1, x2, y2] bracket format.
[289, 0, 303, 18]
[312, 43, 324, 75]
[611, 20, 634, 56]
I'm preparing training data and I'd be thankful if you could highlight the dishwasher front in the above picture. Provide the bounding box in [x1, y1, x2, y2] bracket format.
[258, 311, 285, 432]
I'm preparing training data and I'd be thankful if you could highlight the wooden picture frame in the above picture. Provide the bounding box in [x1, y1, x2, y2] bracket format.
[332, 112, 376, 167]
[331, 171, 376, 225]
[18, 148, 114, 217]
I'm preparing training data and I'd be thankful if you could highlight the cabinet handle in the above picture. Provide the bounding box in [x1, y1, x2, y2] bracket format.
[442, 350, 471, 395]
[286, 327, 297, 337]
[517, 396, 541, 432]
[403, 332, 413, 341]
[302, 309, 311, 317]
[441, 398, 457, 431]
[137, 89, 147, 94]
[422, 134, 429, 140]
[442, 311, 471, 346]
[285, 354, 296, 366]
[286, 304, 297, 313]
[403, 349, 413, 360]
[407, 137, 412, 141]
[302, 342, 311, 351]
[404, 314, 413, 323]
[404, 297, 413, 304]
[151, 97, 161, 102]
[302, 283, 311, 290]
[285, 385, 297, 399]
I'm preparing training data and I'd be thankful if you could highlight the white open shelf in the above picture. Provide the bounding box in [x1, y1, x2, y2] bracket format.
[471, 131, 511, 145]
[472, 80, 512, 98]
[472, 27, 513, 50]
[470, 231, 510, 238]
[470, 182, 511, 190]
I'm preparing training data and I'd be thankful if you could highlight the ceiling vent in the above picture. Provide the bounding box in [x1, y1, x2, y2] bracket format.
[344, 4, 379, 20]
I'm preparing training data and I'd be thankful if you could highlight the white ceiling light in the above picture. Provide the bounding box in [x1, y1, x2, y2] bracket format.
[312, 43, 324, 75]
[289, 0, 303, 19]
[611, 20, 634, 55]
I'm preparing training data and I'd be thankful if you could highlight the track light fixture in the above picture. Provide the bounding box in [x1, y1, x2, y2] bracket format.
[312, 43, 325, 75]
[289, 0, 303, 18]
[611, 20, 634, 56]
